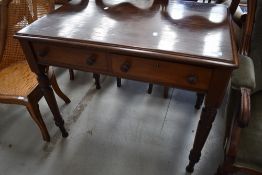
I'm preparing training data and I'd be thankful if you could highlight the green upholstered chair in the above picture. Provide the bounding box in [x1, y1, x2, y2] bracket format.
[216, 0, 262, 174]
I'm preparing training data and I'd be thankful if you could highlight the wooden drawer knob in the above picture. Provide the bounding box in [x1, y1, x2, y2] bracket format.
[86, 55, 96, 65]
[187, 75, 198, 84]
[120, 62, 131, 73]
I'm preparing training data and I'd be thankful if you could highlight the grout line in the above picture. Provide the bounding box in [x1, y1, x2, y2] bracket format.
[160, 88, 174, 134]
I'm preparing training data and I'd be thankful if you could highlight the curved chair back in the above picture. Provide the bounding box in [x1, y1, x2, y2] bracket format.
[0, 0, 54, 70]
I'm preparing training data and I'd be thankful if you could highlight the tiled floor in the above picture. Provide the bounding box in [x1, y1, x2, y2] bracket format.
[0, 68, 230, 175]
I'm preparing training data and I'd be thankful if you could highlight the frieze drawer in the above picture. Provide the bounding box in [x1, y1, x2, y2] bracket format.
[111, 54, 212, 91]
[32, 42, 109, 72]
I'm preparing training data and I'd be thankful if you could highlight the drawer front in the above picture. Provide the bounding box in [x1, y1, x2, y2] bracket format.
[111, 54, 212, 91]
[32, 42, 108, 72]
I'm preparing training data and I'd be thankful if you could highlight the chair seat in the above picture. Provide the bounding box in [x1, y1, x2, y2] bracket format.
[235, 91, 262, 172]
[0, 61, 38, 97]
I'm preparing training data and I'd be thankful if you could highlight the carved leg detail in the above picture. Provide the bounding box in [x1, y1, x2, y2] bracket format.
[93, 73, 101, 89]
[186, 107, 217, 172]
[148, 83, 153, 94]
[195, 93, 205, 110]
[37, 70, 68, 138]
[117, 77, 121, 87]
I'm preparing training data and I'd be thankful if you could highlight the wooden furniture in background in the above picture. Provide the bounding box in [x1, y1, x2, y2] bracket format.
[15, 0, 238, 172]
[217, 0, 262, 174]
[0, 0, 70, 142]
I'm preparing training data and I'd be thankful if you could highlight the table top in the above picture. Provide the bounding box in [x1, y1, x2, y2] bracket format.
[16, 0, 238, 67]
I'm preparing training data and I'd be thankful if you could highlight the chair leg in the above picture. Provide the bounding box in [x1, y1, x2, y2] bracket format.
[215, 164, 232, 175]
[163, 87, 169, 98]
[69, 69, 74, 80]
[50, 72, 71, 104]
[195, 93, 205, 109]
[148, 83, 153, 94]
[26, 103, 50, 142]
[117, 77, 121, 87]
[93, 73, 101, 89]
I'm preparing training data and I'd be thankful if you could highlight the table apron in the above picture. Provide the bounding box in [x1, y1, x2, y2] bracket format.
[31, 41, 214, 92]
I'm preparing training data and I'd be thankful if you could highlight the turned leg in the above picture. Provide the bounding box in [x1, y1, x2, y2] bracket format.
[195, 93, 205, 109]
[186, 107, 217, 172]
[148, 83, 153, 94]
[117, 77, 121, 87]
[69, 69, 74, 80]
[37, 67, 68, 137]
[93, 73, 101, 89]
[26, 101, 50, 142]
[186, 70, 231, 172]
[19, 40, 68, 137]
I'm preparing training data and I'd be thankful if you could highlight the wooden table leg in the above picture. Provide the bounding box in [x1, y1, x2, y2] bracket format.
[186, 69, 232, 172]
[37, 67, 68, 137]
[19, 40, 68, 138]
[195, 93, 205, 109]
[186, 106, 217, 172]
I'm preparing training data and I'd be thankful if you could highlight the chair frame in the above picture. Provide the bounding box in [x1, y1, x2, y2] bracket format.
[0, 0, 70, 142]
[216, 0, 261, 174]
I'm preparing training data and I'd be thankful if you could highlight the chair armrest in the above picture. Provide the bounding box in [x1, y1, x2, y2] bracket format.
[238, 87, 251, 127]
[231, 55, 254, 127]
[231, 55, 256, 90]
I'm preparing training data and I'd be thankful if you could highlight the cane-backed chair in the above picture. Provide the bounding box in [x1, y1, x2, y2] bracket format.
[0, 0, 70, 142]
[216, 0, 262, 174]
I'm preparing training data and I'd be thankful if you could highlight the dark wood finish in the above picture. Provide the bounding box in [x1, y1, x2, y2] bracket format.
[217, 0, 261, 174]
[27, 87, 50, 141]
[93, 73, 101, 89]
[195, 93, 205, 109]
[0, 0, 70, 141]
[148, 83, 153, 94]
[187, 68, 232, 172]
[163, 87, 169, 98]
[19, 39, 69, 138]
[48, 67, 71, 104]
[147, 83, 169, 98]
[0, 0, 6, 60]
[55, 0, 70, 4]
[15, 0, 239, 171]
[116, 77, 121, 87]
[69, 69, 74, 80]
[239, 0, 256, 55]
[32, 42, 109, 72]
[111, 54, 212, 91]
